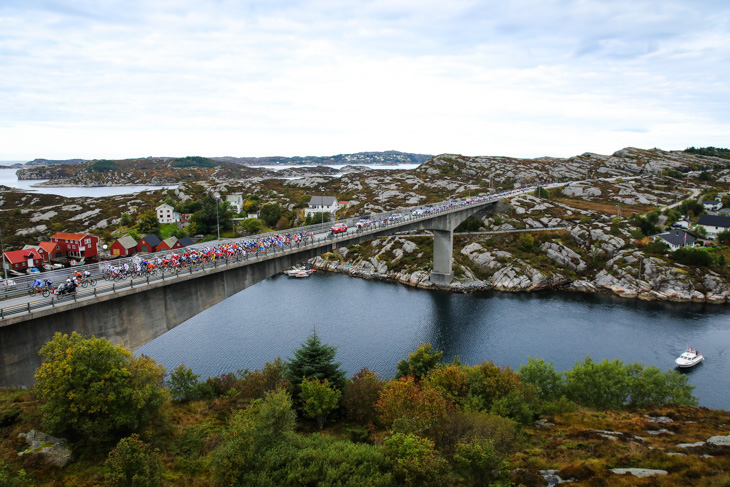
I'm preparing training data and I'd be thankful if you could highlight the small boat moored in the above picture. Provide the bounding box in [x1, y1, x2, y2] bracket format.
[284, 265, 316, 278]
[675, 348, 704, 368]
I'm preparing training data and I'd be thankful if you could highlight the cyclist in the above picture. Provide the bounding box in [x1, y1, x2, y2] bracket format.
[32, 278, 44, 293]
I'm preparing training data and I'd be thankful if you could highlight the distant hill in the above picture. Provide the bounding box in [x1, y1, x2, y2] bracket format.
[25, 158, 87, 166]
[211, 151, 433, 166]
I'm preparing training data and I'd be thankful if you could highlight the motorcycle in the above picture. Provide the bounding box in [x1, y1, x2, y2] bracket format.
[55, 282, 77, 296]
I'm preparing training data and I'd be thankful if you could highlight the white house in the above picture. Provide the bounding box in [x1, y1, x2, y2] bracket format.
[305, 196, 339, 217]
[156, 203, 180, 224]
[697, 215, 730, 239]
[652, 230, 696, 251]
[226, 193, 244, 214]
[703, 200, 723, 212]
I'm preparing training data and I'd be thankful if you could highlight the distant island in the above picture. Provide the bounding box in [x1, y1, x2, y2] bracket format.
[4, 146, 730, 304]
[18, 150, 432, 169]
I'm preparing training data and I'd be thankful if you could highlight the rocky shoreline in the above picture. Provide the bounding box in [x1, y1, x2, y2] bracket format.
[309, 257, 730, 304]
[309, 234, 730, 304]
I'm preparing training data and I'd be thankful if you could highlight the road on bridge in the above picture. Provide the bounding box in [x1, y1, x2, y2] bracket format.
[0, 180, 571, 321]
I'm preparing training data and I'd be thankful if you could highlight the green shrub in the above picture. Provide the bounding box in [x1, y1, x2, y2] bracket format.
[210, 388, 296, 486]
[643, 240, 669, 255]
[453, 438, 502, 486]
[518, 357, 564, 403]
[167, 364, 213, 402]
[517, 233, 535, 252]
[565, 357, 630, 409]
[300, 377, 342, 430]
[342, 368, 384, 425]
[626, 363, 697, 407]
[104, 434, 162, 487]
[383, 433, 448, 487]
[671, 248, 715, 266]
[395, 343, 443, 380]
[0, 460, 32, 487]
[234, 433, 393, 487]
[34, 332, 168, 446]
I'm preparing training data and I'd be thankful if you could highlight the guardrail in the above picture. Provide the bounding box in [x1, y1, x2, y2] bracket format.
[0, 188, 512, 319]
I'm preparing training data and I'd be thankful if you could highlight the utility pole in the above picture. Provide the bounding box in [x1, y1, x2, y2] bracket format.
[0, 223, 5, 286]
[638, 258, 643, 292]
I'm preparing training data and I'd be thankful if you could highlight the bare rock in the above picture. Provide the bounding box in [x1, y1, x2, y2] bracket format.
[541, 242, 586, 271]
[18, 430, 72, 468]
[707, 435, 730, 446]
[610, 468, 667, 478]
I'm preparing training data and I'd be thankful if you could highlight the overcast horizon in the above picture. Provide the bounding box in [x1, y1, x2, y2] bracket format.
[1, 1, 728, 161]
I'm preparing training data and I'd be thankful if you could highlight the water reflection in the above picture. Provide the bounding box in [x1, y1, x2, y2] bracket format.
[137, 272, 730, 409]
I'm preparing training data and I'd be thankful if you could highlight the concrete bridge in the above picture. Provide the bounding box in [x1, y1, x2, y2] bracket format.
[0, 194, 511, 387]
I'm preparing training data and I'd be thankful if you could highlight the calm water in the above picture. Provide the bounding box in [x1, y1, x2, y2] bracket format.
[137, 272, 730, 410]
[0, 168, 176, 197]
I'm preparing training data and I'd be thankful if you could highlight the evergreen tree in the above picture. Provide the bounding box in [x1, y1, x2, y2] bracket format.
[285, 331, 346, 397]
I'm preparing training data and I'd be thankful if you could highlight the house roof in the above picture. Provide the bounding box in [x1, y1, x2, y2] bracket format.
[3, 249, 42, 264]
[51, 232, 87, 241]
[162, 237, 178, 248]
[177, 237, 194, 247]
[655, 230, 696, 247]
[697, 215, 730, 228]
[140, 234, 162, 247]
[116, 236, 138, 249]
[719, 208, 730, 215]
[704, 200, 721, 205]
[309, 196, 337, 207]
[156, 203, 174, 211]
[38, 241, 58, 254]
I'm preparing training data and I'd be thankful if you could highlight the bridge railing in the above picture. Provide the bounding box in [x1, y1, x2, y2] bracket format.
[0, 188, 514, 318]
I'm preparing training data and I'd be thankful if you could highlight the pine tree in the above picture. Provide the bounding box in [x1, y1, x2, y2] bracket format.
[285, 331, 346, 397]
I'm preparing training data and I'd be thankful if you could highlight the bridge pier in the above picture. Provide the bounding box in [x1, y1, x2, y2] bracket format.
[430, 229, 454, 285]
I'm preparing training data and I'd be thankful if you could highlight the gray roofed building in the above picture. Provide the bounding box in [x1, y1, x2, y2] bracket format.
[117, 236, 138, 249]
[177, 237, 195, 247]
[142, 234, 162, 247]
[653, 230, 695, 250]
[697, 215, 730, 238]
[309, 196, 337, 207]
[703, 200, 722, 212]
[305, 195, 339, 217]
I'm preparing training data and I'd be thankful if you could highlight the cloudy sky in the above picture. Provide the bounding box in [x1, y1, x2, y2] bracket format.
[1, 0, 728, 160]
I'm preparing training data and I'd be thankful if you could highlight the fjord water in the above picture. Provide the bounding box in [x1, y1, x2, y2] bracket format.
[137, 272, 730, 410]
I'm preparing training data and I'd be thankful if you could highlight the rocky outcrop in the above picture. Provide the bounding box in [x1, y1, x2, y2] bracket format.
[541, 242, 586, 272]
[18, 430, 72, 468]
[310, 234, 730, 303]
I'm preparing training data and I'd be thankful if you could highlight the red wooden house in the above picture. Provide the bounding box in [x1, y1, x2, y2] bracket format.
[49, 232, 99, 259]
[157, 237, 183, 252]
[3, 249, 44, 273]
[38, 241, 62, 261]
[109, 236, 138, 257]
[137, 235, 162, 254]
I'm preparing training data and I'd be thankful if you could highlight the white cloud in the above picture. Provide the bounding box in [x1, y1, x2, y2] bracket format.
[0, 0, 729, 160]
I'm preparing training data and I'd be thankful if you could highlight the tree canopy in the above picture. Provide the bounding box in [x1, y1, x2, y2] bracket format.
[285, 331, 346, 397]
[34, 333, 168, 446]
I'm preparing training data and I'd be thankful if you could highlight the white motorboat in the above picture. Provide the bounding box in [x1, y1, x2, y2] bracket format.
[284, 266, 315, 277]
[675, 348, 704, 368]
